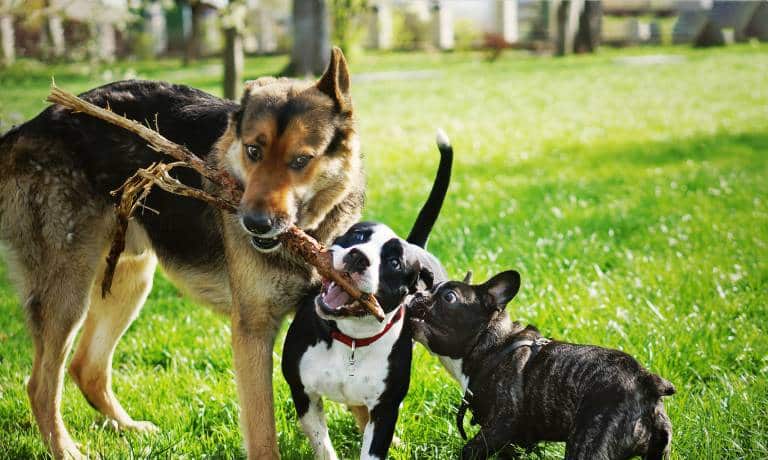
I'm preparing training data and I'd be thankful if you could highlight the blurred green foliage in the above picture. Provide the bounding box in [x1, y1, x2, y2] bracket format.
[330, 0, 369, 58]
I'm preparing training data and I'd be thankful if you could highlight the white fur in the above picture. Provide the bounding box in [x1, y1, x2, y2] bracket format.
[299, 398, 338, 460]
[435, 128, 450, 148]
[298, 311, 403, 408]
[330, 224, 397, 295]
[438, 356, 470, 392]
[361, 421, 381, 460]
[331, 303, 405, 339]
[225, 140, 247, 182]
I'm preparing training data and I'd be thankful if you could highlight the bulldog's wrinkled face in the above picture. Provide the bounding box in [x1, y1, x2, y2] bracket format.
[315, 222, 425, 320]
[409, 270, 521, 359]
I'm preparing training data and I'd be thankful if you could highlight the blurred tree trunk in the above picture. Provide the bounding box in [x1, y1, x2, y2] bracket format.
[183, 0, 204, 66]
[574, 0, 601, 53]
[555, 0, 600, 55]
[288, 0, 330, 76]
[223, 27, 243, 100]
[555, 0, 582, 56]
[0, 14, 13, 67]
[41, 0, 65, 61]
[222, 1, 246, 100]
[94, 21, 117, 63]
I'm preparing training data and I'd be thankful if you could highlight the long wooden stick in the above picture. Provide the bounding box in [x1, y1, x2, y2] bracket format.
[47, 85, 243, 204]
[46, 84, 386, 321]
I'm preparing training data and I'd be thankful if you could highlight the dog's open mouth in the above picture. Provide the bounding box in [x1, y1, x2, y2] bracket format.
[316, 278, 369, 318]
[251, 236, 281, 252]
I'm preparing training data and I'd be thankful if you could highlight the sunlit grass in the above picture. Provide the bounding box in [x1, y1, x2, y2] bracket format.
[1, 44, 767, 458]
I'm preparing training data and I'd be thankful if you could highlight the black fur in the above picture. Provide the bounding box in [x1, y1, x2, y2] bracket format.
[410, 273, 675, 460]
[3, 80, 237, 268]
[406, 140, 452, 248]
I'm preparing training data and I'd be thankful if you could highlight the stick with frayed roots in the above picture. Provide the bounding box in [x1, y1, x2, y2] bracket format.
[46, 84, 386, 321]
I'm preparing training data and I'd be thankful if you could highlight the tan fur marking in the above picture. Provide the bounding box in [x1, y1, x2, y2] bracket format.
[348, 405, 370, 433]
[69, 246, 158, 431]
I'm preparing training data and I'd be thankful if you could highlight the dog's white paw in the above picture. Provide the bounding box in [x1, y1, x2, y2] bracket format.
[391, 434, 403, 448]
[54, 439, 86, 460]
[122, 420, 160, 433]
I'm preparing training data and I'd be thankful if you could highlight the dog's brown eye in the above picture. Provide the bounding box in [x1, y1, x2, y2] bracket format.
[443, 290, 458, 303]
[289, 154, 313, 171]
[245, 144, 262, 162]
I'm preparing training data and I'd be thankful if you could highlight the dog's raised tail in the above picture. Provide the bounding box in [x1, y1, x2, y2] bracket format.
[406, 129, 453, 249]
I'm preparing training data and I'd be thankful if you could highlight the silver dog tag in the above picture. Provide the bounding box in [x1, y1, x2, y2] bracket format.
[347, 340, 357, 377]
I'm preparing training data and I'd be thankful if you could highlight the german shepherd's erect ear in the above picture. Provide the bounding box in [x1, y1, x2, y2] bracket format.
[315, 47, 351, 112]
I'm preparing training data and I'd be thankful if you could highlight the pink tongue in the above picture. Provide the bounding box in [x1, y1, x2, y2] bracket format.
[324, 283, 351, 309]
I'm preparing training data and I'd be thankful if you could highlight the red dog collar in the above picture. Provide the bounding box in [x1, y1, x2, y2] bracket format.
[331, 306, 404, 348]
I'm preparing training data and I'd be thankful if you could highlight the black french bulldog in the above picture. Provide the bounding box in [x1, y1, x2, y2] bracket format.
[409, 271, 675, 460]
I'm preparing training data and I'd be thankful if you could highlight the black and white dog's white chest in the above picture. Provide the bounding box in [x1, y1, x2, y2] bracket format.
[281, 221, 447, 459]
[298, 313, 406, 407]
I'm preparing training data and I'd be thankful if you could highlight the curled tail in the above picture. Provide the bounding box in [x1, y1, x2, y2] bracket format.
[406, 129, 453, 249]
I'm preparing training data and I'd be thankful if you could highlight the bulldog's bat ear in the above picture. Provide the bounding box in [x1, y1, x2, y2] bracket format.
[462, 271, 473, 284]
[481, 270, 521, 311]
[316, 46, 351, 111]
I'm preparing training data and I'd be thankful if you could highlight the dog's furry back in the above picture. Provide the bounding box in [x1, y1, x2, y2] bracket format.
[0, 80, 238, 265]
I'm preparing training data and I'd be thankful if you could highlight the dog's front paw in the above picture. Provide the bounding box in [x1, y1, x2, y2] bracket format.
[120, 420, 160, 433]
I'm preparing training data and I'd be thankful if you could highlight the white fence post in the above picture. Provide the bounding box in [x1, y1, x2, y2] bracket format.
[496, 0, 519, 44]
[431, 0, 454, 50]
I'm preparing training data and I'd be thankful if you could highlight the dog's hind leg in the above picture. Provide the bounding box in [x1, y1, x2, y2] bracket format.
[24, 255, 104, 460]
[643, 402, 672, 460]
[347, 405, 369, 432]
[68, 242, 158, 432]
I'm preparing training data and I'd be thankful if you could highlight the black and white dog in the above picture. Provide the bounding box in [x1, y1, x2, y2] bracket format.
[281, 132, 452, 459]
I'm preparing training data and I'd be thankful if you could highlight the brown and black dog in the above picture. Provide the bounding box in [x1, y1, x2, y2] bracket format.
[0, 48, 363, 459]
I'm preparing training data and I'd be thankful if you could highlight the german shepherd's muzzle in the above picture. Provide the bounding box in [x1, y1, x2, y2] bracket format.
[0, 48, 363, 459]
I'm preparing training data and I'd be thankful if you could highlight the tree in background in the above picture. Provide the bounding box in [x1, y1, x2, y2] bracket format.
[182, 0, 205, 65]
[0, 0, 20, 67]
[222, 0, 246, 100]
[41, 0, 66, 61]
[287, 0, 329, 76]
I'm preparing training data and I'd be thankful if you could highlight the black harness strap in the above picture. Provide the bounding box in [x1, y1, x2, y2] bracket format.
[456, 337, 551, 440]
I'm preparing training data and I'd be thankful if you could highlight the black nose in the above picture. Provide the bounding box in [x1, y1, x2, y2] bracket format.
[343, 248, 370, 273]
[242, 213, 273, 235]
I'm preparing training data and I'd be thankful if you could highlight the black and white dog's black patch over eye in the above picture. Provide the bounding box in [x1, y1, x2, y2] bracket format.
[332, 222, 377, 248]
[352, 230, 366, 243]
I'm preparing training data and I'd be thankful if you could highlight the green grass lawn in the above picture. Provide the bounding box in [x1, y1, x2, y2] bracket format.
[1, 44, 767, 459]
